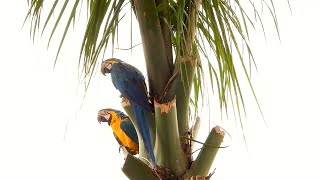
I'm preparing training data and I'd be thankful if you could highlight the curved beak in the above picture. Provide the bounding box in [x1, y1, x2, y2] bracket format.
[101, 66, 107, 76]
[97, 115, 104, 124]
[101, 61, 112, 76]
[97, 111, 111, 125]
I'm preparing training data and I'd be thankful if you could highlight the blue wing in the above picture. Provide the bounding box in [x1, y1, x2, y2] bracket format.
[132, 105, 156, 163]
[120, 119, 139, 145]
[111, 62, 152, 111]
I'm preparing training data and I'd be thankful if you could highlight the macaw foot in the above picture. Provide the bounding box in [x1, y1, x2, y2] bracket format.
[118, 145, 122, 153]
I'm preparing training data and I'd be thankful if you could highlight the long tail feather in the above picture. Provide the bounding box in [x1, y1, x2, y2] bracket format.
[132, 104, 156, 164]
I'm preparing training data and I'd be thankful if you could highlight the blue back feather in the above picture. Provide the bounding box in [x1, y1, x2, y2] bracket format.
[111, 62, 152, 111]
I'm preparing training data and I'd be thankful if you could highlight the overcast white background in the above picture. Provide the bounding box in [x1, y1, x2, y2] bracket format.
[1, 0, 320, 180]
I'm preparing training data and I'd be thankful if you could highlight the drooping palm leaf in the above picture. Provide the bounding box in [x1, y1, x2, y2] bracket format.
[25, 0, 126, 87]
[191, 0, 276, 125]
[25, 0, 279, 140]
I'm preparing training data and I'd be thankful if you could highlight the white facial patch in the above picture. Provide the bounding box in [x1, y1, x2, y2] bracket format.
[105, 113, 111, 120]
[107, 63, 112, 70]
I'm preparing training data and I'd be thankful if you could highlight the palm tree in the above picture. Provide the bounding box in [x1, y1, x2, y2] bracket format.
[25, 0, 280, 179]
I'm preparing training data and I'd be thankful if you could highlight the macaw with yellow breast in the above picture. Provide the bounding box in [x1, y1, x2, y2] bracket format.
[98, 108, 139, 155]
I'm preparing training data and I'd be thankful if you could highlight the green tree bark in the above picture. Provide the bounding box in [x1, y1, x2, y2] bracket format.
[184, 126, 225, 178]
[122, 154, 160, 180]
[132, 0, 172, 100]
[154, 98, 188, 177]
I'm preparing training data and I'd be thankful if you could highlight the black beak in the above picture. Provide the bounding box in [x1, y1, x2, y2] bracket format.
[101, 67, 107, 76]
[97, 115, 104, 124]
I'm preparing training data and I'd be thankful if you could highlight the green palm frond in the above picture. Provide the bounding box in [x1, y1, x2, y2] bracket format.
[193, 0, 278, 119]
[164, 0, 278, 135]
[25, 0, 278, 122]
[80, 0, 125, 87]
[24, 0, 44, 41]
[25, 0, 126, 86]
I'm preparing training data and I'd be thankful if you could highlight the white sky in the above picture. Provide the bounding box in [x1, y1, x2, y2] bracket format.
[1, 0, 320, 180]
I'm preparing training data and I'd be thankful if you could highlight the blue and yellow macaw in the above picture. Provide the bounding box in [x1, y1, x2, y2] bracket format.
[101, 58, 156, 164]
[98, 108, 139, 155]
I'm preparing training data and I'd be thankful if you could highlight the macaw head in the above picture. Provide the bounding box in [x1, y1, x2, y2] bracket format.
[97, 109, 113, 125]
[101, 58, 122, 75]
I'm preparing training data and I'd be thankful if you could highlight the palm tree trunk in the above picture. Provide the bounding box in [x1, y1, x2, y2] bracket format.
[154, 98, 188, 177]
[132, 0, 172, 101]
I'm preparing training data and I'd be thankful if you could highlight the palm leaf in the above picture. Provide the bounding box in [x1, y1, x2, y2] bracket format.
[25, 0, 279, 130]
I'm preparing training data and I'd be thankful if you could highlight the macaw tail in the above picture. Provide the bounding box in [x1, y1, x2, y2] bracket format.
[132, 104, 156, 164]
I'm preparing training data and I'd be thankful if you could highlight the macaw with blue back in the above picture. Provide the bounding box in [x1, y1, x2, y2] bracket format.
[98, 108, 139, 155]
[101, 58, 156, 165]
